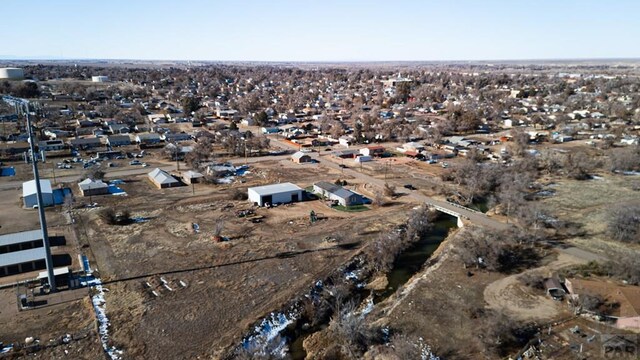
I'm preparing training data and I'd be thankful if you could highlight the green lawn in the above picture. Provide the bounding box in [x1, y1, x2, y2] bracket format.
[332, 204, 370, 212]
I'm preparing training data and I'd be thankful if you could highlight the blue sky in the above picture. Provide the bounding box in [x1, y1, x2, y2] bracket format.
[1, 0, 639, 61]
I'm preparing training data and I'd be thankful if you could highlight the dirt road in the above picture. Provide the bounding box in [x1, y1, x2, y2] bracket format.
[483, 252, 586, 321]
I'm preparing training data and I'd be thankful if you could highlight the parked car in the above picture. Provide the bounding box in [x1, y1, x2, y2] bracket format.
[129, 160, 141, 165]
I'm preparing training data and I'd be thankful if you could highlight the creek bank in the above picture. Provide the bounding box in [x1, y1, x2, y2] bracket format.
[235, 213, 457, 359]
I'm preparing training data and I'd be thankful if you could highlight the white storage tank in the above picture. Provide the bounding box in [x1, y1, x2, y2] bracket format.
[91, 75, 109, 82]
[0, 67, 25, 80]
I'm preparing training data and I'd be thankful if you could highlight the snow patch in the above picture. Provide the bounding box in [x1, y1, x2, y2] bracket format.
[359, 296, 374, 316]
[88, 277, 123, 359]
[241, 312, 296, 358]
[0, 344, 13, 354]
[215, 165, 251, 184]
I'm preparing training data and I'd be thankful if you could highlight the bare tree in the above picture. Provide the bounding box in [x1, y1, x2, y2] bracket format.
[607, 204, 640, 243]
[85, 166, 105, 181]
[213, 218, 225, 241]
[383, 183, 396, 198]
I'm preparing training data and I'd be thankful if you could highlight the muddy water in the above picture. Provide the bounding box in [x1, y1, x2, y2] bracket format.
[288, 214, 457, 359]
[375, 214, 457, 302]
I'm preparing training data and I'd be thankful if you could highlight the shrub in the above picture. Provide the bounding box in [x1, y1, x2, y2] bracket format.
[607, 204, 640, 243]
[518, 272, 545, 290]
[99, 208, 132, 225]
[230, 188, 248, 200]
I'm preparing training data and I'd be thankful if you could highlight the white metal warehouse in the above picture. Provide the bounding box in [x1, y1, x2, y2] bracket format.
[22, 179, 54, 208]
[247, 182, 303, 206]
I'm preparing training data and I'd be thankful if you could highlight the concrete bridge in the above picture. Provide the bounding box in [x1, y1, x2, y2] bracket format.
[424, 200, 501, 229]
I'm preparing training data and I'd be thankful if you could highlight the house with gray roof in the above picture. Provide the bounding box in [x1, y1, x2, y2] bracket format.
[148, 168, 181, 189]
[70, 137, 103, 150]
[78, 178, 110, 196]
[291, 151, 312, 163]
[107, 135, 132, 147]
[313, 181, 363, 207]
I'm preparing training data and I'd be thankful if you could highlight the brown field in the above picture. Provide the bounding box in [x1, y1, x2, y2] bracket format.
[68, 159, 418, 359]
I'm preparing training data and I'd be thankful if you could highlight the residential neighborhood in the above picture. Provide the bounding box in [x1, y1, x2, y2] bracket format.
[0, 3, 639, 359]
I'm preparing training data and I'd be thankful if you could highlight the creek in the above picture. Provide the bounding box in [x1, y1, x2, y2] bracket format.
[287, 214, 458, 359]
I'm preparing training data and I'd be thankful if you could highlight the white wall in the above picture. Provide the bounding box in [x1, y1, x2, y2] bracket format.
[248, 189, 302, 206]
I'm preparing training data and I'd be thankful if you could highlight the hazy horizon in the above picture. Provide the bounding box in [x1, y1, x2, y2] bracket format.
[2, 0, 640, 62]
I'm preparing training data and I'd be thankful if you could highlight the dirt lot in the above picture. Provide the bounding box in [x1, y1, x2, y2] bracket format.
[483, 252, 582, 321]
[73, 160, 417, 359]
[0, 288, 100, 346]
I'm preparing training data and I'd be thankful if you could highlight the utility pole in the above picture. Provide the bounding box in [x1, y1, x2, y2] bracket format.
[174, 142, 180, 172]
[244, 141, 248, 166]
[25, 103, 56, 292]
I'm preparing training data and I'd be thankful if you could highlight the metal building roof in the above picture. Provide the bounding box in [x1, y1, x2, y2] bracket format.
[291, 151, 310, 160]
[0, 229, 42, 247]
[78, 178, 109, 191]
[22, 179, 53, 197]
[248, 182, 302, 196]
[0, 247, 45, 267]
[182, 170, 203, 179]
[148, 168, 179, 185]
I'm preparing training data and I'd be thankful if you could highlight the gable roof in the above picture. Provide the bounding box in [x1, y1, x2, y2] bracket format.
[0, 229, 42, 247]
[248, 182, 302, 196]
[183, 170, 203, 179]
[71, 137, 102, 145]
[78, 178, 109, 191]
[314, 181, 358, 200]
[148, 168, 179, 185]
[292, 151, 310, 160]
[23, 179, 53, 197]
[137, 133, 161, 140]
[107, 135, 131, 142]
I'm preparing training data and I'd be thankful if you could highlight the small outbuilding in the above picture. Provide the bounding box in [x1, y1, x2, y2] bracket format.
[182, 170, 204, 185]
[355, 155, 372, 163]
[291, 151, 312, 164]
[359, 145, 385, 157]
[22, 179, 54, 208]
[78, 178, 110, 196]
[248, 183, 303, 207]
[148, 168, 180, 189]
[544, 277, 566, 300]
